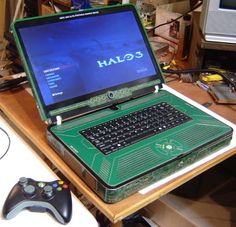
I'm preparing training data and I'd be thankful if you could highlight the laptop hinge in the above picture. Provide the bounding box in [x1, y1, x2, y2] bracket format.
[56, 115, 62, 125]
[154, 85, 159, 93]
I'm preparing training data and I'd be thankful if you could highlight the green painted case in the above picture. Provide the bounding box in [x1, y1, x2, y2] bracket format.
[48, 90, 233, 203]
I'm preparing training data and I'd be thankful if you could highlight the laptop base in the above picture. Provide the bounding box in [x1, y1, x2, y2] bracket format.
[47, 129, 231, 203]
[47, 89, 233, 203]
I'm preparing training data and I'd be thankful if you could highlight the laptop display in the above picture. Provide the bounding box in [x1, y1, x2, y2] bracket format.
[14, 6, 163, 120]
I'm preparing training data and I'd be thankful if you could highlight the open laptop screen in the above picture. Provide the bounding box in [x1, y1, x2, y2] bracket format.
[13, 5, 163, 120]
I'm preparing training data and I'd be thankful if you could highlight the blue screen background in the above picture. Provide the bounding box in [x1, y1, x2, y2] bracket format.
[19, 11, 157, 106]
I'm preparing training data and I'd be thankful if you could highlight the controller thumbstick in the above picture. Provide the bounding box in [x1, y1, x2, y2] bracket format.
[43, 185, 54, 199]
[23, 185, 36, 196]
[19, 177, 28, 187]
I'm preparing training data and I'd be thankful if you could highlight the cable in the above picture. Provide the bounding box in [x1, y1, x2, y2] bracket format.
[162, 68, 236, 89]
[163, 68, 224, 75]
[0, 127, 11, 160]
[12, 0, 24, 22]
[148, 0, 203, 34]
[0, 76, 28, 92]
[49, 0, 57, 14]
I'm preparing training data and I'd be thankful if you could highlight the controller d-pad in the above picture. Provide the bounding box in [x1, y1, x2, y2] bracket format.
[43, 185, 54, 199]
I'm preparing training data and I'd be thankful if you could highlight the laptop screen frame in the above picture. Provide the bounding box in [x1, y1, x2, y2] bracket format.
[12, 4, 164, 123]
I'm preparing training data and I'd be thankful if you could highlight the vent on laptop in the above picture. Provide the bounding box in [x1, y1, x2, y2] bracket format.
[174, 125, 223, 147]
[99, 159, 111, 182]
[116, 147, 163, 180]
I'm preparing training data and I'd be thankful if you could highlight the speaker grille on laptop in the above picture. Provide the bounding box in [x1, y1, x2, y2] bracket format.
[99, 159, 111, 181]
[174, 124, 223, 147]
[116, 147, 163, 180]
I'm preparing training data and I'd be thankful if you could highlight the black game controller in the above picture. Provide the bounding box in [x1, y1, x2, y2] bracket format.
[2, 177, 72, 224]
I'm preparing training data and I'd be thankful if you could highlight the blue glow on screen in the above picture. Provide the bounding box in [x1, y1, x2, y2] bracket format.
[19, 11, 156, 106]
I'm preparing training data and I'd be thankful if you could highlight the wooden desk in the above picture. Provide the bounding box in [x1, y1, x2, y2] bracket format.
[0, 82, 235, 226]
[167, 79, 236, 124]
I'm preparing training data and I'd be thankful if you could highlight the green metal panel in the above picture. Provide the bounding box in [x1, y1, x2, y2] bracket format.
[49, 90, 233, 193]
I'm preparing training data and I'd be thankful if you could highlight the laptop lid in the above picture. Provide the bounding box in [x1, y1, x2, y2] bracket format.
[12, 4, 164, 123]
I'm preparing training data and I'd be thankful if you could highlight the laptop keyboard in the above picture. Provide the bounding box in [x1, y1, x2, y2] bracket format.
[80, 102, 192, 155]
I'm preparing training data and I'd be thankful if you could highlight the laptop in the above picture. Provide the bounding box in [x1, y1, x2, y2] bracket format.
[12, 4, 233, 203]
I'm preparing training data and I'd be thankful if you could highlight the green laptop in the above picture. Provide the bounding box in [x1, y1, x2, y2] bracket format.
[12, 4, 233, 203]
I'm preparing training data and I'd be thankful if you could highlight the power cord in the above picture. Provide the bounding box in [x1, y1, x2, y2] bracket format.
[148, 0, 203, 34]
[0, 127, 11, 160]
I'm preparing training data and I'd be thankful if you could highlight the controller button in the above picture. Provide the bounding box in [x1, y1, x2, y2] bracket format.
[52, 183, 58, 188]
[56, 187, 62, 191]
[58, 180, 64, 185]
[37, 182, 46, 188]
[43, 185, 54, 198]
[19, 177, 28, 187]
[23, 185, 36, 196]
[63, 184, 69, 189]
